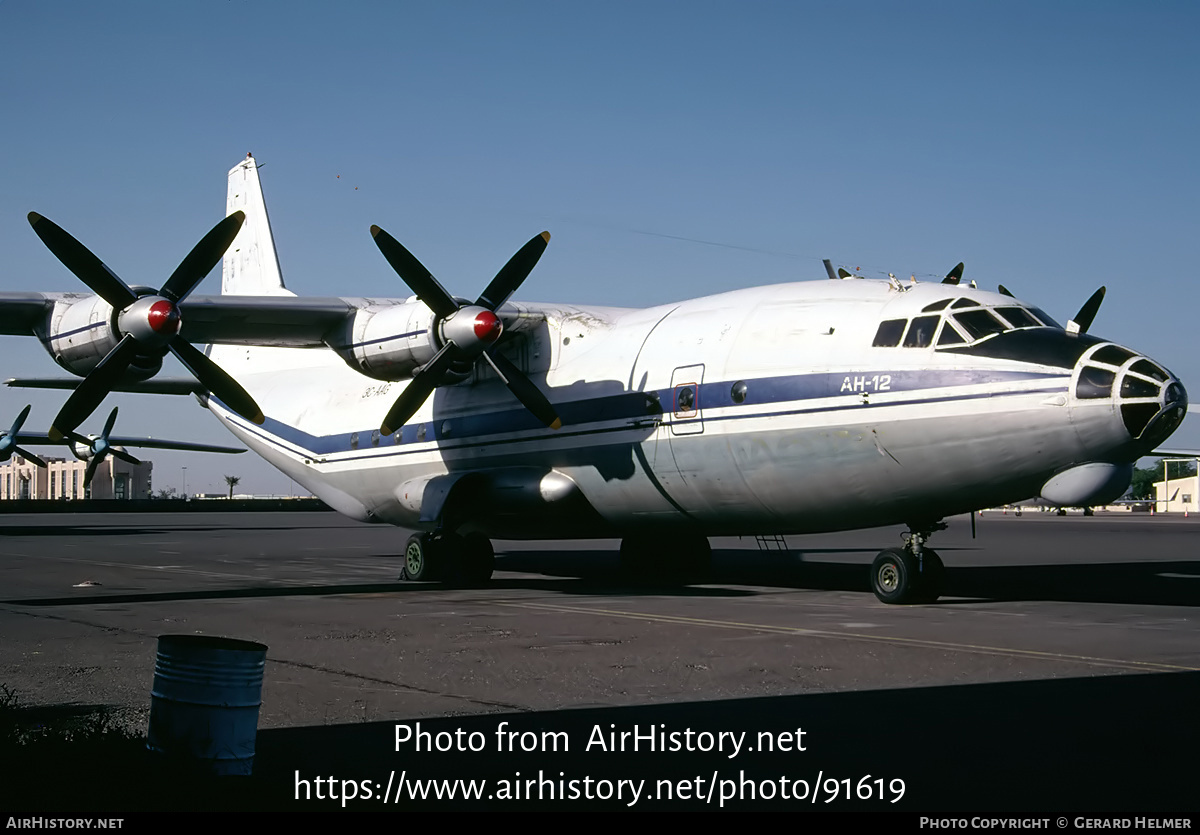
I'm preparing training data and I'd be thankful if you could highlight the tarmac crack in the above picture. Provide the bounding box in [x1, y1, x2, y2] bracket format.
[267, 657, 530, 713]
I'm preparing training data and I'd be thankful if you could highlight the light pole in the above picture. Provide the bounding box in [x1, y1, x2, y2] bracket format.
[182, 466, 187, 499]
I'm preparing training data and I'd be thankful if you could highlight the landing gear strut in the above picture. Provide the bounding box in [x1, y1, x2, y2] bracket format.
[402, 531, 495, 586]
[869, 521, 946, 604]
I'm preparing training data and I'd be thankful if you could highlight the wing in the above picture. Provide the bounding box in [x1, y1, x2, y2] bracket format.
[11, 431, 243, 454]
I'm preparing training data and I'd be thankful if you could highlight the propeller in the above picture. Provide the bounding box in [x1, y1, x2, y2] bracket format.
[1067, 286, 1106, 335]
[0, 405, 47, 468]
[63, 407, 142, 489]
[941, 263, 965, 285]
[369, 226, 562, 435]
[27, 211, 265, 440]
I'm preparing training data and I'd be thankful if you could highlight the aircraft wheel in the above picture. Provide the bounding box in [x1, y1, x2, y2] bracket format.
[455, 534, 495, 586]
[870, 547, 920, 604]
[402, 532, 439, 581]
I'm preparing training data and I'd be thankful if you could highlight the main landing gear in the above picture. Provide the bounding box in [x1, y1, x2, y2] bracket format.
[869, 521, 946, 604]
[402, 531, 495, 586]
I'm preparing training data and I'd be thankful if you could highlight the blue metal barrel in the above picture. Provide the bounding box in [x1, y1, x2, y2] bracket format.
[146, 634, 268, 776]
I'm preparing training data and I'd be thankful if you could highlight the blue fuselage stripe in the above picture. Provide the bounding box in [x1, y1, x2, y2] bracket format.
[220, 369, 1069, 461]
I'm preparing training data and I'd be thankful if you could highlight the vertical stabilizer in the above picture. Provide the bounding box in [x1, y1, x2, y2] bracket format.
[222, 155, 292, 296]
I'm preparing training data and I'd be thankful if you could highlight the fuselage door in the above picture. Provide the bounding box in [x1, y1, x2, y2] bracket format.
[669, 364, 705, 435]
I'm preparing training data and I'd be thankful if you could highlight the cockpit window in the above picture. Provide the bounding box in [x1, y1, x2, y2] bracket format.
[921, 299, 952, 312]
[1028, 308, 1062, 329]
[952, 309, 1009, 341]
[1131, 359, 1168, 383]
[937, 321, 966, 346]
[903, 316, 940, 348]
[872, 319, 906, 347]
[995, 307, 1042, 329]
[952, 298, 979, 309]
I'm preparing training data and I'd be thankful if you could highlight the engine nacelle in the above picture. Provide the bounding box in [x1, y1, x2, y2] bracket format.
[69, 440, 95, 462]
[332, 299, 440, 382]
[38, 295, 163, 380]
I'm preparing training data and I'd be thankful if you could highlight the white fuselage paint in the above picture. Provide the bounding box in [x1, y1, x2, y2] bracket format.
[202, 278, 1172, 538]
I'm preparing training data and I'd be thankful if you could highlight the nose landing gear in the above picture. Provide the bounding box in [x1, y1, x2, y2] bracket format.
[870, 521, 946, 604]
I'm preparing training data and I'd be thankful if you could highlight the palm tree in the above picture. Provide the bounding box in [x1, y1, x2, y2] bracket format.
[223, 475, 241, 499]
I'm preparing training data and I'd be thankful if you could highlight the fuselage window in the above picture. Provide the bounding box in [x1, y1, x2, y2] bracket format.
[903, 316, 940, 348]
[953, 309, 1009, 341]
[1092, 345, 1137, 367]
[936, 320, 966, 346]
[872, 319, 906, 347]
[921, 299, 952, 312]
[1076, 367, 1115, 400]
[995, 307, 1041, 329]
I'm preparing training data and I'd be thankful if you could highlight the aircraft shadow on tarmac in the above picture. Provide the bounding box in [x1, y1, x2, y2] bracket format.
[5, 671, 1197, 812]
[7, 548, 1199, 607]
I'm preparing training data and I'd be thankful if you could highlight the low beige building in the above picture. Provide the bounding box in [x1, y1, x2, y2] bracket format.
[1153, 474, 1199, 514]
[0, 455, 152, 500]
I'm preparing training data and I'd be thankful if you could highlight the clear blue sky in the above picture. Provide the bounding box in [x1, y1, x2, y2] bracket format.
[1, 2, 1197, 495]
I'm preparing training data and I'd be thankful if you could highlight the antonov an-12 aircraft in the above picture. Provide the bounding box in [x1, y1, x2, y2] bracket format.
[0, 155, 1188, 603]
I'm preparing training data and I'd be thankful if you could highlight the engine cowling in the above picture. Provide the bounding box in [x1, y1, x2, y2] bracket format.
[38, 295, 163, 380]
[332, 298, 441, 382]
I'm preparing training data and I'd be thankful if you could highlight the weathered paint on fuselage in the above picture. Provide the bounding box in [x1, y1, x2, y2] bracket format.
[206, 278, 1182, 538]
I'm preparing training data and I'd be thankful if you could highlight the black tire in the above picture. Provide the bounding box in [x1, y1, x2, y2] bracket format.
[403, 532, 438, 581]
[455, 534, 495, 586]
[870, 547, 919, 604]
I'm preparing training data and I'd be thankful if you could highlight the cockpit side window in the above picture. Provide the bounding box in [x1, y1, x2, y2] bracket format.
[903, 316, 940, 348]
[953, 309, 1009, 341]
[937, 320, 966, 346]
[872, 319, 906, 347]
[1028, 308, 1062, 329]
[995, 307, 1041, 329]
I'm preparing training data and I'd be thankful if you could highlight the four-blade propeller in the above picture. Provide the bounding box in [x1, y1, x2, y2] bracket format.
[27, 211, 264, 440]
[62, 407, 142, 488]
[0, 405, 47, 468]
[369, 226, 562, 435]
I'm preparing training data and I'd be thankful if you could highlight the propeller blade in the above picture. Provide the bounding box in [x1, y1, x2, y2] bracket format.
[109, 447, 141, 466]
[27, 213, 138, 309]
[942, 263, 964, 285]
[160, 211, 246, 303]
[168, 338, 264, 425]
[380, 343, 460, 435]
[49, 334, 140, 440]
[101, 407, 119, 439]
[10, 404, 31, 437]
[83, 455, 103, 490]
[998, 284, 1015, 298]
[1068, 286, 1106, 335]
[484, 351, 562, 430]
[370, 226, 459, 318]
[12, 447, 46, 468]
[475, 232, 550, 311]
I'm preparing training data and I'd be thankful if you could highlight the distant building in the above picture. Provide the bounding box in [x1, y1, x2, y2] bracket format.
[0, 455, 152, 500]
[1153, 475, 1199, 514]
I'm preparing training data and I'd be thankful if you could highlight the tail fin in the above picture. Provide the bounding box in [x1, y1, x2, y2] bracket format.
[221, 154, 292, 297]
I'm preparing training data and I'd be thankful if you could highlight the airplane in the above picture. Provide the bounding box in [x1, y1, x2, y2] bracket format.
[0, 154, 1188, 603]
[0, 403, 245, 487]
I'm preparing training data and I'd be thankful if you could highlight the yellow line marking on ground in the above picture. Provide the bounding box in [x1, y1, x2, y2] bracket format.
[502, 601, 1199, 673]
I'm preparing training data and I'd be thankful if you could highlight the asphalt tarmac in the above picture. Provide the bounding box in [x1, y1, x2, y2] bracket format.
[0, 510, 1196, 815]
